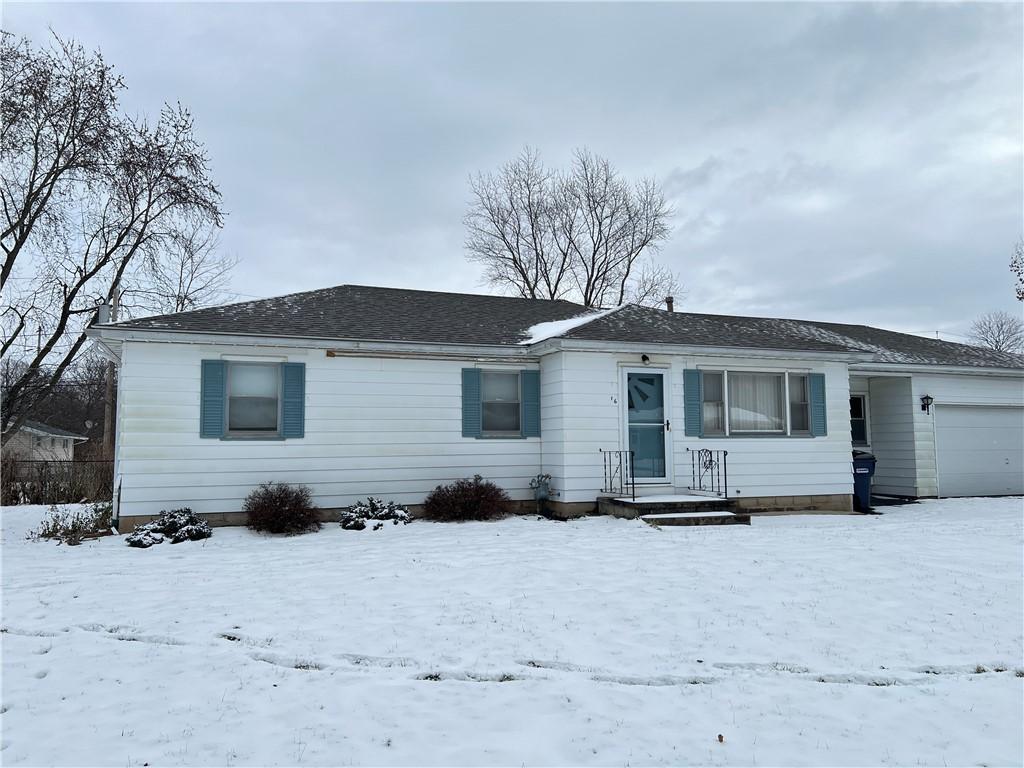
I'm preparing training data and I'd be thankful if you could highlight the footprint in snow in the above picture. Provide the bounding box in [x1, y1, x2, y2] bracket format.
[250, 652, 324, 671]
[416, 671, 520, 683]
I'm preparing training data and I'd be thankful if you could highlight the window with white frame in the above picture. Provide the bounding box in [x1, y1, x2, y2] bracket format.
[226, 362, 280, 435]
[702, 372, 726, 436]
[850, 395, 868, 446]
[729, 372, 785, 433]
[701, 370, 812, 436]
[481, 371, 521, 435]
[789, 374, 810, 434]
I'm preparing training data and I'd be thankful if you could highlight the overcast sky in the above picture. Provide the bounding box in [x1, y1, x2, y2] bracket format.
[7, 2, 1022, 338]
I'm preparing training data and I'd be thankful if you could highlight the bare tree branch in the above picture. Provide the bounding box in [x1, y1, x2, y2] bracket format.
[969, 310, 1024, 353]
[465, 146, 677, 308]
[1, 34, 226, 446]
[1010, 239, 1024, 302]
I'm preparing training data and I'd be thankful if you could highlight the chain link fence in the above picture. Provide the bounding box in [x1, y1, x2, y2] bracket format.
[1, 457, 114, 506]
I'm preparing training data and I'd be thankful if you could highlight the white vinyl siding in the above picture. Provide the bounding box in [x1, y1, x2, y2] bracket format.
[114, 341, 541, 517]
[2, 430, 77, 462]
[865, 377, 917, 497]
[541, 350, 853, 504]
[855, 370, 1024, 498]
[912, 371, 1024, 498]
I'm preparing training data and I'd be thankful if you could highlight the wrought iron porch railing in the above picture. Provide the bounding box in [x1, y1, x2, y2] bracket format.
[599, 449, 635, 500]
[686, 448, 729, 498]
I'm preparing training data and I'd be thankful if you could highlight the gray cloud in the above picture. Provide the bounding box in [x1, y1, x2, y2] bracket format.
[5, 2, 1021, 337]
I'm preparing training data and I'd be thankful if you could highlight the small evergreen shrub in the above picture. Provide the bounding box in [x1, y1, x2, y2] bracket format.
[420, 475, 511, 522]
[29, 501, 114, 545]
[340, 497, 411, 531]
[126, 507, 212, 548]
[244, 482, 320, 534]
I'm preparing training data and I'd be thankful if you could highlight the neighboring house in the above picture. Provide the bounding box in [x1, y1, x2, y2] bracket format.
[86, 285, 1024, 529]
[2, 421, 89, 462]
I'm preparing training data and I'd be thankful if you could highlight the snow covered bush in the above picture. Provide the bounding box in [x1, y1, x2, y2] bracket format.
[125, 507, 212, 548]
[340, 497, 411, 531]
[420, 475, 511, 522]
[29, 501, 114, 545]
[244, 482, 321, 534]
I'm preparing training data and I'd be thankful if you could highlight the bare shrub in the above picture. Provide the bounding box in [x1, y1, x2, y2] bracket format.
[29, 501, 114, 545]
[244, 482, 320, 534]
[421, 475, 511, 522]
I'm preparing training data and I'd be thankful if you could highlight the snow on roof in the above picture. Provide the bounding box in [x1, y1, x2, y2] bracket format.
[520, 306, 622, 345]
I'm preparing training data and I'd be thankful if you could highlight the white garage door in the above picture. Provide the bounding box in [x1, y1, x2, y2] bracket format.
[935, 405, 1024, 497]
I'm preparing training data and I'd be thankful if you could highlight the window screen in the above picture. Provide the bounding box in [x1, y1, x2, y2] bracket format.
[227, 363, 279, 433]
[789, 374, 810, 433]
[702, 372, 726, 435]
[481, 371, 520, 434]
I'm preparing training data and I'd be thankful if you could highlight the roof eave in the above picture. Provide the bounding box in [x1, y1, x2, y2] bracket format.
[530, 337, 873, 362]
[86, 325, 535, 357]
[20, 425, 88, 441]
[849, 361, 1024, 376]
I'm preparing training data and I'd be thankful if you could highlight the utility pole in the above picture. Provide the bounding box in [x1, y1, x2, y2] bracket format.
[101, 290, 119, 459]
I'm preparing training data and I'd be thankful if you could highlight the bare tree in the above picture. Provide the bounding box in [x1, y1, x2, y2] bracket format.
[465, 148, 568, 301]
[1011, 239, 1024, 302]
[121, 225, 237, 315]
[969, 310, 1024, 353]
[625, 260, 684, 307]
[1, 32, 225, 446]
[466, 147, 677, 308]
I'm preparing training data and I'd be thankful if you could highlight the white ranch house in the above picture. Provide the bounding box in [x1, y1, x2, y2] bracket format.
[87, 285, 1024, 529]
[2, 421, 88, 463]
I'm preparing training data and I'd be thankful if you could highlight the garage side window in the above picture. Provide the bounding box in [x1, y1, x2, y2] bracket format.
[850, 395, 868, 446]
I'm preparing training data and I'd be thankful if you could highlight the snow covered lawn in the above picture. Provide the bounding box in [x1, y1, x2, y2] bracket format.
[2, 498, 1022, 766]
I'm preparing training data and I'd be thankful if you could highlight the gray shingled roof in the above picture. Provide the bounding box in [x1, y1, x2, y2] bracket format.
[106, 285, 590, 346]
[563, 304, 1024, 369]
[100, 284, 1024, 370]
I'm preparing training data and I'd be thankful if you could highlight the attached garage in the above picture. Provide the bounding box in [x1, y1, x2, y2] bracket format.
[934, 405, 1024, 497]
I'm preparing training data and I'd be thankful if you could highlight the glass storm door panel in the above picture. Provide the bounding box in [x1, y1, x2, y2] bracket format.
[626, 371, 667, 479]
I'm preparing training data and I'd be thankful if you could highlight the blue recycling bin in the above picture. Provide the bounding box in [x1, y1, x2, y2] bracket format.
[852, 450, 876, 511]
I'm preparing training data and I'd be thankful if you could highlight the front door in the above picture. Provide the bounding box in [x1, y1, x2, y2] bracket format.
[624, 369, 670, 482]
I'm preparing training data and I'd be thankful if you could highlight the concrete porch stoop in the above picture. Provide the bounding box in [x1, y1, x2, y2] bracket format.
[597, 494, 751, 527]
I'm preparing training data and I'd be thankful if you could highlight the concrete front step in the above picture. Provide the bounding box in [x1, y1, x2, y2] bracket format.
[640, 511, 751, 527]
[598, 495, 734, 518]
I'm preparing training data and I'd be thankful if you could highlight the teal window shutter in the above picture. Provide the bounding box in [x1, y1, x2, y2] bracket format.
[461, 368, 482, 438]
[683, 369, 704, 437]
[809, 372, 827, 436]
[200, 360, 226, 438]
[281, 363, 306, 438]
[521, 370, 541, 438]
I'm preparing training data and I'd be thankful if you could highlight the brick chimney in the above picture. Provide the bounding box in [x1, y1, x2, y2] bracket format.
[665, 296, 674, 312]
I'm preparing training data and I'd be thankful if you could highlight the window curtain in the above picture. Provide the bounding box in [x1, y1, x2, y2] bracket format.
[728, 373, 784, 432]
